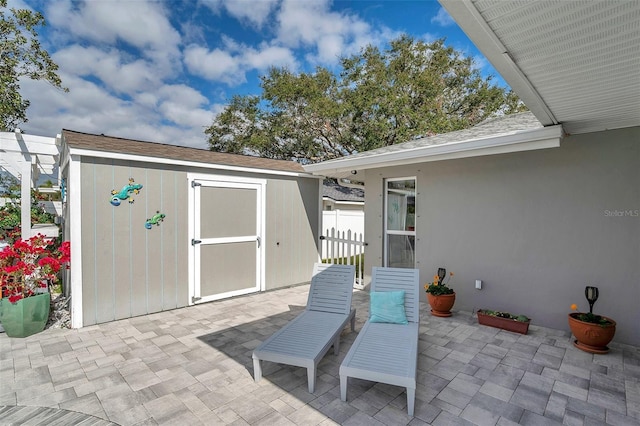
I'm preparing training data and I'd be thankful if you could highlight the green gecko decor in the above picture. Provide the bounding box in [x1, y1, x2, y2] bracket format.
[145, 211, 166, 229]
[110, 178, 143, 206]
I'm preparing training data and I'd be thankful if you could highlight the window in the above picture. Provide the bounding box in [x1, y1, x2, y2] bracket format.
[384, 178, 416, 268]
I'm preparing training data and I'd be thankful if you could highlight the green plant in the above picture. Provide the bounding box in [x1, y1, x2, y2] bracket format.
[424, 271, 454, 295]
[1, 234, 70, 303]
[0, 198, 57, 243]
[480, 309, 530, 322]
[570, 303, 613, 326]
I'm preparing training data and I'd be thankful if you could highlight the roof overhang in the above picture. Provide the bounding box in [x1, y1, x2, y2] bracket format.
[304, 124, 563, 180]
[439, 0, 640, 135]
[63, 145, 320, 179]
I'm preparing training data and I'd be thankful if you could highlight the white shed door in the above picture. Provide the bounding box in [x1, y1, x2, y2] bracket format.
[192, 177, 264, 303]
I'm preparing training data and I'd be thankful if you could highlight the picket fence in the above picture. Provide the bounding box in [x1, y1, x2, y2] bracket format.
[320, 227, 366, 288]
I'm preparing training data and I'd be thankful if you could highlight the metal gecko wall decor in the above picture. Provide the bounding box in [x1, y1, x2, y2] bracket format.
[145, 211, 166, 229]
[110, 178, 143, 206]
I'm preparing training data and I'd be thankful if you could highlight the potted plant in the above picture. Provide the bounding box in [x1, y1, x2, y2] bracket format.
[424, 268, 455, 317]
[476, 309, 531, 334]
[0, 234, 70, 337]
[568, 286, 616, 354]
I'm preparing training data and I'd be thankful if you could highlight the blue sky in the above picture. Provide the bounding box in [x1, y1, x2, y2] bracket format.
[14, 0, 504, 149]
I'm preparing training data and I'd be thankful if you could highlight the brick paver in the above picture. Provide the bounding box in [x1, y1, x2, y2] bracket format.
[1, 284, 639, 425]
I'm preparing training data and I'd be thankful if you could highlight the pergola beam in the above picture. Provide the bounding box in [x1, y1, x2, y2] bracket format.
[0, 130, 60, 238]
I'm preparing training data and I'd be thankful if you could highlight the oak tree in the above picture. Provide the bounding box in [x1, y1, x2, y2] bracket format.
[206, 35, 526, 162]
[1, 0, 67, 131]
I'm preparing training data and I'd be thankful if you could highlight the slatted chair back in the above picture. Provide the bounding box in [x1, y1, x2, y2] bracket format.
[371, 266, 420, 323]
[306, 263, 356, 316]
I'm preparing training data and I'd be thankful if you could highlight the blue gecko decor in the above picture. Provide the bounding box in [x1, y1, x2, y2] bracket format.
[145, 211, 166, 229]
[110, 178, 143, 206]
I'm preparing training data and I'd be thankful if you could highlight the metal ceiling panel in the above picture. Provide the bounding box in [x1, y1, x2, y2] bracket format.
[442, 0, 640, 134]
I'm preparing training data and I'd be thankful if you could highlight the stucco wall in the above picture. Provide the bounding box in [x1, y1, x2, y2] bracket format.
[364, 126, 639, 345]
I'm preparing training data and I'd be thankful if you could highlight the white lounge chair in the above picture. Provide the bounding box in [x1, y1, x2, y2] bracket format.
[339, 266, 420, 416]
[252, 263, 356, 393]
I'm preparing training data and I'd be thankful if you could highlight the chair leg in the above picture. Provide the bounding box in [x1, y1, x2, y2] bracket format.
[253, 356, 262, 382]
[333, 336, 340, 355]
[407, 386, 415, 416]
[307, 367, 316, 393]
[340, 375, 348, 401]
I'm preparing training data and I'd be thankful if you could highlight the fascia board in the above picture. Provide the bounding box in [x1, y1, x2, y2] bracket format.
[438, 0, 557, 125]
[305, 125, 563, 175]
[322, 198, 364, 206]
[66, 147, 321, 179]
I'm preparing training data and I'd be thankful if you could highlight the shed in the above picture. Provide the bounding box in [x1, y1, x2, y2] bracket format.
[59, 130, 321, 328]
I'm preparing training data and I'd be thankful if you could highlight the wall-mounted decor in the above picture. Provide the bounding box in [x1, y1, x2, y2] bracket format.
[145, 211, 166, 229]
[110, 178, 143, 206]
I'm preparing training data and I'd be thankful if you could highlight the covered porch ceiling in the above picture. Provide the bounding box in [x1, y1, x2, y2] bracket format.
[439, 0, 640, 135]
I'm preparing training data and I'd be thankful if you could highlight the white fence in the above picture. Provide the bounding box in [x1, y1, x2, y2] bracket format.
[322, 209, 364, 238]
[320, 227, 366, 289]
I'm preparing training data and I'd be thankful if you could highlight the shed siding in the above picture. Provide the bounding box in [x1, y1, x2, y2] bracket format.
[79, 158, 318, 326]
[81, 158, 189, 326]
[265, 177, 320, 289]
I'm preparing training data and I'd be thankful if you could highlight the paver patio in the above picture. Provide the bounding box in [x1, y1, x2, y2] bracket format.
[1, 284, 639, 425]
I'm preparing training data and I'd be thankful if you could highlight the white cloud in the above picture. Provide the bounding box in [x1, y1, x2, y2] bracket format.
[275, 0, 387, 64]
[222, 0, 279, 28]
[184, 45, 244, 85]
[431, 7, 455, 27]
[46, 0, 181, 53]
[185, 41, 297, 85]
[18, 73, 214, 149]
[53, 46, 162, 95]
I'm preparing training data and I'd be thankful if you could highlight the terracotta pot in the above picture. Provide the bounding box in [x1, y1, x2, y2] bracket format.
[477, 310, 530, 335]
[567, 313, 616, 354]
[427, 292, 456, 317]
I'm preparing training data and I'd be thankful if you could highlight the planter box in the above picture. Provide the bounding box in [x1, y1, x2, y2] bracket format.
[477, 310, 530, 335]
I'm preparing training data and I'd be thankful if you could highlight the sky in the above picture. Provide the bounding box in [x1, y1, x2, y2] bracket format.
[12, 0, 505, 149]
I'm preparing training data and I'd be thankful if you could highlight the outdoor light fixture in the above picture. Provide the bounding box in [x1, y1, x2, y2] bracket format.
[585, 286, 599, 314]
[437, 267, 446, 283]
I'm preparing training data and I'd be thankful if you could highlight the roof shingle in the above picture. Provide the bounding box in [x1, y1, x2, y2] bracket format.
[62, 129, 306, 174]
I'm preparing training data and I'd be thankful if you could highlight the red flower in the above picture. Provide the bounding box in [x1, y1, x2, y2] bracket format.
[0, 234, 70, 300]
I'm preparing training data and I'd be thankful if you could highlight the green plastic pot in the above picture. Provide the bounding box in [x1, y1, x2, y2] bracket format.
[0, 292, 50, 338]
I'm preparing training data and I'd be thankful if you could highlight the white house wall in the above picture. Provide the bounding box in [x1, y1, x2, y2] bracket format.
[364, 126, 639, 345]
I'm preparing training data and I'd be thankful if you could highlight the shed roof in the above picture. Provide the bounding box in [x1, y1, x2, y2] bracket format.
[62, 129, 306, 174]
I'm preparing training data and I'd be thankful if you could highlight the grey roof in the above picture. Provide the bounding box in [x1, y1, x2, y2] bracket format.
[62, 129, 307, 174]
[338, 111, 542, 162]
[322, 180, 364, 203]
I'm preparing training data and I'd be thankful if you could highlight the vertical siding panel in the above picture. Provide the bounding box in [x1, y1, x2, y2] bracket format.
[146, 168, 163, 313]
[81, 161, 97, 326]
[175, 174, 189, 307]
[161, 170, 177, 309]
[112, 163, 133, 320]
[130, 168, 148, 317]
[94, 161, 117, 323]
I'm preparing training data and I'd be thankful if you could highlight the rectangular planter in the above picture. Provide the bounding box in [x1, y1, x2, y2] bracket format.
[477, 310, 530, 335]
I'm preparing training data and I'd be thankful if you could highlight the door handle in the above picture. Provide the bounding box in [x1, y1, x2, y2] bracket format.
[256, 236, 261, 248]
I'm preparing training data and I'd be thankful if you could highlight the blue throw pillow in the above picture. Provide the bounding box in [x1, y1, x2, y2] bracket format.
[370, 291, 408, 324]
